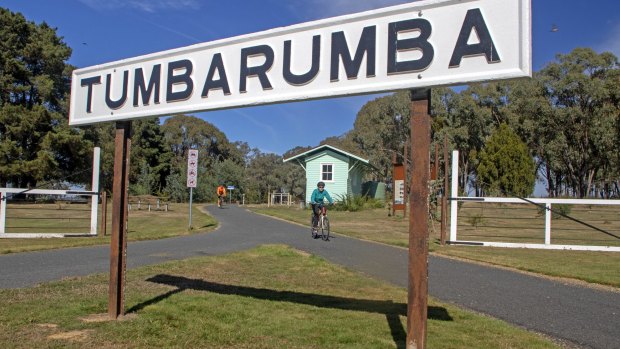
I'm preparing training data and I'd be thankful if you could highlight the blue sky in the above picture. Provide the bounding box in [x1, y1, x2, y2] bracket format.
[4, 0, 620, 155]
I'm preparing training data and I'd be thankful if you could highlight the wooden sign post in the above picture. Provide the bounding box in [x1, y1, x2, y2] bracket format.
[407, 89, 431, 349]
[108, 121, 131, 319]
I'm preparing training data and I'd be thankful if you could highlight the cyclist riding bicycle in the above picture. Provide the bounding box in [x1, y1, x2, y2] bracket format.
[217, 184, 227, 208]
[310, 181, 333, 228]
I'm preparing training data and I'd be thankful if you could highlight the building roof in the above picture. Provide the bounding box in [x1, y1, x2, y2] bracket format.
[283, 144, 369, 164]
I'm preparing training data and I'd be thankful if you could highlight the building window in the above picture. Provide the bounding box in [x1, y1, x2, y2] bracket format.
[321, 163, 333, 181]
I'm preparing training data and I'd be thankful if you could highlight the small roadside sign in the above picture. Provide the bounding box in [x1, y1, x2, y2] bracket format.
[187, 149, 198, 188]
[227, 185, 235, 190]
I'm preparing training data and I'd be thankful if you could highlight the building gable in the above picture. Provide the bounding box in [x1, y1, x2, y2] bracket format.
[283, 144, 372, 203]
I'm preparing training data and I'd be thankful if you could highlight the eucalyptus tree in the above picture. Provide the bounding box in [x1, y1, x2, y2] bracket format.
[445, 83, 508, 195]
[244, 151, 282, 203]
[351, 91, 411, 179]
[537, 48, 619, 197]
[161, 114, 243, 201]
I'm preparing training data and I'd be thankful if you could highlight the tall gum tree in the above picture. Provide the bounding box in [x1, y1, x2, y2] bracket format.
[537, 48, 619, 197]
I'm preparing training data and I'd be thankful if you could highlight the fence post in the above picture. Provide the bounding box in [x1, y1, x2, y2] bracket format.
[90, 147, 101, 236]
[0, 192, 5, 235]
[449, 150, 459, 242]
[545, 203, 552, 245]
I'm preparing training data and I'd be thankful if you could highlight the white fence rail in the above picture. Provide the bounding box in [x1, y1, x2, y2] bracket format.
[449, 150, 620, 252]
[0, 148, 100, 238]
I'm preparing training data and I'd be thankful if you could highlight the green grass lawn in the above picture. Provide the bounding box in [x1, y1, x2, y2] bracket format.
[249, 205, 620, 288]
[0, 203, 217, 254]
[0, 245, 561, 349]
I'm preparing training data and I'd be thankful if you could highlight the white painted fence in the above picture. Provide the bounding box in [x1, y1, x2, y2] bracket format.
[0, 148, 100, 238]
[449, 150, 620, 252]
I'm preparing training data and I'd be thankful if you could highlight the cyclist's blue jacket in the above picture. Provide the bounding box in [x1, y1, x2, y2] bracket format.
[310, 189, 333, 205]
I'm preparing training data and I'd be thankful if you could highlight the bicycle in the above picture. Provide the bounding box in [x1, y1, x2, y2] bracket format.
[310, 203, 330, 241]
[217, 195, 225, 208]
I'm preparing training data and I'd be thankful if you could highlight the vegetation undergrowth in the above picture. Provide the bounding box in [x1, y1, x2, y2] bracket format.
[332, 193, 385, 212]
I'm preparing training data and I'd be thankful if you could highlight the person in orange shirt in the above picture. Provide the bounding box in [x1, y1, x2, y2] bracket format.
[217, 184, 227, 208]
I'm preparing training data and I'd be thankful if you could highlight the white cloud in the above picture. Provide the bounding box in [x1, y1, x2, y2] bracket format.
[231, 109, 279, 141]
[596, 22, 620, 58]
[290, 0, 413, 20]
[78, 0, 200, 13]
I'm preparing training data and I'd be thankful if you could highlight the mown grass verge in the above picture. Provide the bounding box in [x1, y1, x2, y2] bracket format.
[0, 204, 217, 254]
[0, 245, 561, 348]
[248, 206, 620, 288]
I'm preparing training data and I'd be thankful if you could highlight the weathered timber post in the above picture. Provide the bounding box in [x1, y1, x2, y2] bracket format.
[407, 89, 430, 349]
[100, 191, 107, 237]
[440, 135, 449, 245]
[109, 121, 131, 319]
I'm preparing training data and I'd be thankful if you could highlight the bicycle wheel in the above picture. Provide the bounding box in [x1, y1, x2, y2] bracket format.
[321, 217, 330, 241]
[310, 215, 318, 239]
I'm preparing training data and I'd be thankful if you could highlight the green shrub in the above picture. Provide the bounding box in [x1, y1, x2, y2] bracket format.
[467, 213, 485, 229]
[333, 194, 385, 212]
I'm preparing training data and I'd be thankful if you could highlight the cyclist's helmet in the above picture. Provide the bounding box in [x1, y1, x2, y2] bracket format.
[317, 181, 325, 188]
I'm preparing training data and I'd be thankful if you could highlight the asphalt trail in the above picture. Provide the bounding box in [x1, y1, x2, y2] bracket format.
[0, 205, 618, 348]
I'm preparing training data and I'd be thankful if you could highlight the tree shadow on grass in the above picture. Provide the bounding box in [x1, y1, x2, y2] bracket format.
[132, 274, 453, 349]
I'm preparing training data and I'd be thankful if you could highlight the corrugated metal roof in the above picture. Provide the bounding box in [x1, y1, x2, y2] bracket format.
[283, 144, 369, 164]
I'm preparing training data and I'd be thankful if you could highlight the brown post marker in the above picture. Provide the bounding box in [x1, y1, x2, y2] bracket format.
[407, 89, 430, 349]
[109, 121, 131, 319]
[431, 144, 438, 181]
[392, 152, 397, 216]
[440, 135, 449, 245]
[100, 191, 107, 237]
[403, 143, 408, 217]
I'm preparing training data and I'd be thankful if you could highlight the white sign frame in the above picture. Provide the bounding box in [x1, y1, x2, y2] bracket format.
[69, 0, 531, 125]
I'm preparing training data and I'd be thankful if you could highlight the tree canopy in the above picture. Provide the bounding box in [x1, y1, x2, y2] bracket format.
[0, 8, 92, 188]
[1, 6, 618, 200]
[477, 124, 536, 197]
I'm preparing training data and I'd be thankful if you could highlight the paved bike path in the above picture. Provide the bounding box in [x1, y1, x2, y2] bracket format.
[1, 205, 618, 349]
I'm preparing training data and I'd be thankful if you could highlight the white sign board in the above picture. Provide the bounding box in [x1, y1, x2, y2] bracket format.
[187, 149, 198, 188]
[394, 179, 405, 205]
[69, 0, 531, 125]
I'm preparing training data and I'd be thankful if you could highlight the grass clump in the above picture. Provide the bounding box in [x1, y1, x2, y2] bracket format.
[333, 194, 385, 212]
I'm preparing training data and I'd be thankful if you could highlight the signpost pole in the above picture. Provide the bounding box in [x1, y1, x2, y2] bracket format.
[109, 121, 131, 319]
[189, 187, 193, 229]
[407, 89, 430, 349]
[186, 149, 199, 229]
